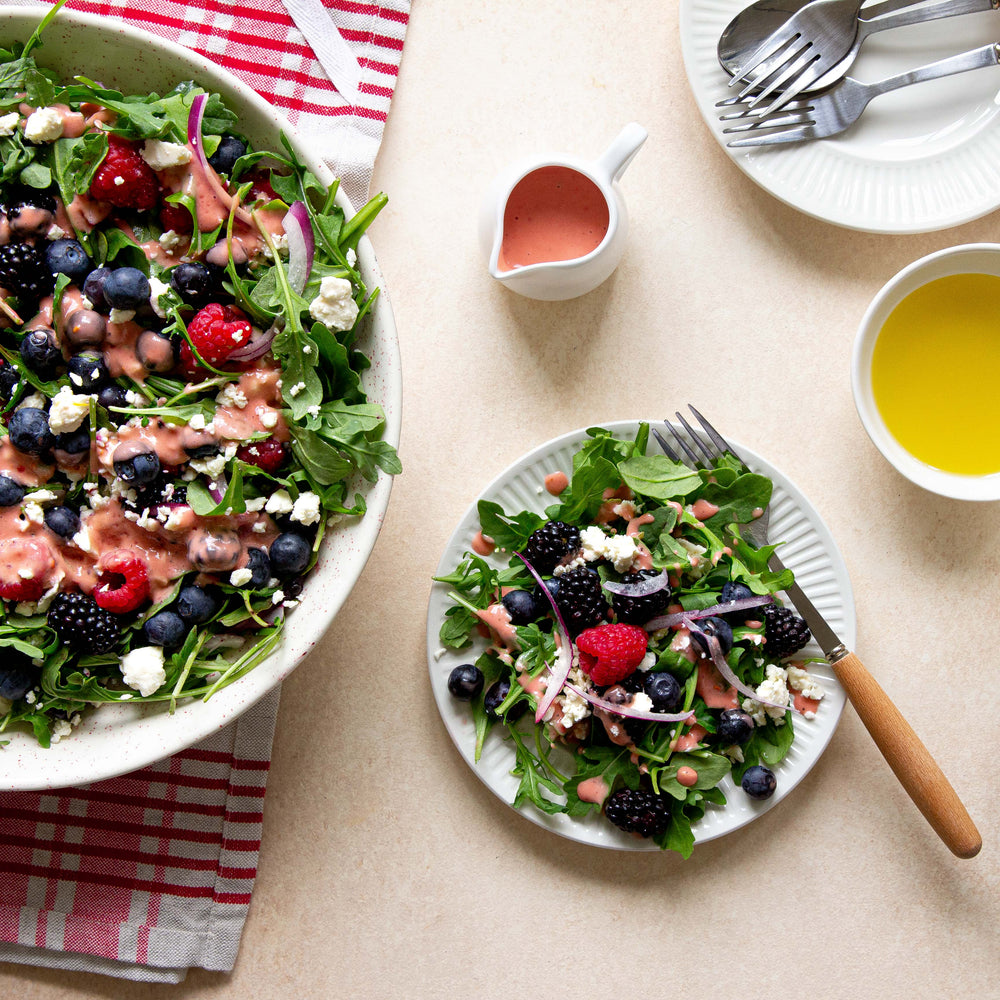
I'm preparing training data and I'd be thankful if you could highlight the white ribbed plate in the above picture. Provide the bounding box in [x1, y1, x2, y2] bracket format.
[426, 421, 855, 851]
[680, 0, 1000, 233]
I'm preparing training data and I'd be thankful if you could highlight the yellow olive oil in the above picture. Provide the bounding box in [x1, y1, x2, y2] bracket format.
[871, 272, 1000, 476]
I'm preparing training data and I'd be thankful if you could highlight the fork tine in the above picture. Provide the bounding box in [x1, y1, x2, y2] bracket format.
[744, 47, 819, 110]
[664, 421, 704, 468]
[731, 39, 809, 101]
[727, 31, 801, 88]
[717, 97, 812, 121]
[688, 406, 738, 463]
[726, 123, 816, 147]
[651, 428, 680, 462]
[675, 411, 716, 464]
[721, 108, 812, 130]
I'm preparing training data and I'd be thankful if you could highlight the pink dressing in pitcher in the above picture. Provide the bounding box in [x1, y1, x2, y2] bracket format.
[497, 166, 609, 271]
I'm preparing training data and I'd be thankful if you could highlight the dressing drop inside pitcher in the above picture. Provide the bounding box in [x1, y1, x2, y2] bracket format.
[479, 122, 647, 301]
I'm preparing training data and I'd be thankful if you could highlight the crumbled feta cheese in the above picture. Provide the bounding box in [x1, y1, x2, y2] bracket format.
[109, 308, 135, 324]
[743, 664, 791, 726]
[148, 275, 171, 318]
[251, 522, 267, 533]
[24, 107, 64, 143]
[290, 491, 321, 526]
[159, 229, 184, 252]
[308, 276, 359, 331]
[216, 383, 248, 409]
[24, 690, 37, 705]
[346, 248, 357, 268]
[140, 139, 192, 170]
[50, 718, 73, 744]
[164, 508, 187, 531]
[630, 691, 654, 714]
[72, 526, 93, 553]
[262, 233, 288, 259]
[288, 381, 306, 397]
[244, 497, 267, 512]
[113, 175, 125, 186]
[188, 413, 206, 431]
[260, 411, 278, 429]
[0, 111, 19, 137]
[47, 385, 91, 433]
[272, 590, 285, 605]
[22, 501, 45, 525]
[120, 646, 166, 697]
[786, 664, 824, 701]
[17, 391, 46, 411]
[190, 453, 226, 480]
[47, 224, 66, 240]
[230, 567, 253, 586]
[264, 489, 294, 515]
[579, 524, 638, 573]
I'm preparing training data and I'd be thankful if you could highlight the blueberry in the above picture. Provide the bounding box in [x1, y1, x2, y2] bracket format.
[169, 261, 222, 309]
[643, 671, 683, 713]
[447, 663, 484, 701]
[8, 407, 52, 455]
[719, 581, 756, 623]
[245, 547, 271, 587]
[113, 447, 161, 486]
[0, 475, 26, 506]
[176, 584, 220, 624]
[691, 616, 734, 657]
[43, 505, 80, 538]
[143, 610, 188, 650]
[208, 135, 247, 175]
[19, 328, 62, 377]
[63, 309, 107, 348]
[53, 425, 91, 459]
[533, 577, 559, 607]
[45, 238, 92, 282]
[741, 764, 777, 800]
[269, 532, 311, 577]
[0, 362, 19, 401]
[0, 652, 38, 701]
[82, 267, 111, 312]
[103, 267, 150, 311]
[67, 352, 109, 391]
[135, 330, 176, 373]
[98, 384, 130, 423]
[483, 677, 527, 720]
[717, 708, 755, 745]
[501, 589, 542, 626]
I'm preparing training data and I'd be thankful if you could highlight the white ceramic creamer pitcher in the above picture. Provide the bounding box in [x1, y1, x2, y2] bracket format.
[479, 122, 647, 301]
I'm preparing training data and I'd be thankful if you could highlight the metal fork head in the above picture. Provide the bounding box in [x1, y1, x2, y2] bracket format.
[652, 406, 770, 547]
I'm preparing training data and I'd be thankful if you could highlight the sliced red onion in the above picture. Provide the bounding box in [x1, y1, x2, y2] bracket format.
[187, 93, 252, 227]
[602, 569, 670, 597]
[685, 617, 800, 716]
[644, 595, 773, 632]
[563, 681, 694, 724]
[283, 201, 314, 295]
[208, 482, 225, 504]
[227, 325, 277, 362]
[515, 552, 574, 724]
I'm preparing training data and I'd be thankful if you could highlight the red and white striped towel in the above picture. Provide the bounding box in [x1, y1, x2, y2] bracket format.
[0, 0, 408, 982]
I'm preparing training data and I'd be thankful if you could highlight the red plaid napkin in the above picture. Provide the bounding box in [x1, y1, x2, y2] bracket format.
[0, 0, 408, 982]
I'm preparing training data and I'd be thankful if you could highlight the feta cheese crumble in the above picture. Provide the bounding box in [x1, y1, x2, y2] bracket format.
[24, 107, 64, 143]
[308, 276, 359, 331]
[579, 525, 638, 573]
[0, 111, 19, 136]
[290, 491, 321, 526]
[120, 646, 166, 697]
[47, 385, 91, 433]
[140, 139, 192, 170]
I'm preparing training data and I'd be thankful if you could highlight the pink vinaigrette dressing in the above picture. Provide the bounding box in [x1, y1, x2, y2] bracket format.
[497, 166, 610, 271]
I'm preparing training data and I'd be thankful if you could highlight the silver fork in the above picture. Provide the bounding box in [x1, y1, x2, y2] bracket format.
[724, 0, 866, 115]
[722, 42, 1000, 147]
[653, 406, 982, 859]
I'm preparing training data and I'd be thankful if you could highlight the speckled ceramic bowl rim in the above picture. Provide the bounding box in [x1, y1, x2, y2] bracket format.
[0, 6, 402, 790]
[852, 243, 1000, 501]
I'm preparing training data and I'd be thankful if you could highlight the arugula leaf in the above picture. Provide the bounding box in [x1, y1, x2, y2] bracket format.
[619, 454, 703, 502]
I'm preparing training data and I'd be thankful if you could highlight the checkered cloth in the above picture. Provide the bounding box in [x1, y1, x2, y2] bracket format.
[0, 0, 408, 982]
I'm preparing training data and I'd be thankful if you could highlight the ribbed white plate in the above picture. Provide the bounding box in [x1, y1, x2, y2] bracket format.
[426, 421, 855, 851]
[680, 0, 1000, 233]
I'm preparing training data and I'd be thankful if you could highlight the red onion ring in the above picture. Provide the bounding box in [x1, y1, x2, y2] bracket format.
[227, 325, 277, 362]
[644, 595, 773, 632]
[283, 201, 314, 295]
[515, 553, 575, 724]
[602, 568, 670, 597]
[563, 681, 694, 724]
[685, 617, 800, 716]
[187, 93, 252, 227]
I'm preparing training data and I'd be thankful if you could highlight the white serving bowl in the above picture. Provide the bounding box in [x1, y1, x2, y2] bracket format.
[0, 7, 401, 790]
[852, 243, 1000, 502]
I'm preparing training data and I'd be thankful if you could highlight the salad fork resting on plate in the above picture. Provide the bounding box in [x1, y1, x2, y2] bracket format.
[721, 41, 1000, 146]
[654, 407, 981, 859]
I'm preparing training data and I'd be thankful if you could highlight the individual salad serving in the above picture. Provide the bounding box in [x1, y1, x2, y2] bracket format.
[0, 9, 400, 747]
[434, 425, 826, 857]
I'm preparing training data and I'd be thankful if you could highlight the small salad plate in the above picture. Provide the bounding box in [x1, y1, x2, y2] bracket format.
[426, 421, 855, 852]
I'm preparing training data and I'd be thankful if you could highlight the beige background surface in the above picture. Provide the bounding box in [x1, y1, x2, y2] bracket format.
[4, 0, 999, 996]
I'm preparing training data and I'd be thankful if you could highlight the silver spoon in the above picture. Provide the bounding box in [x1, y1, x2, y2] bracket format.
[718, 0, 997, 93]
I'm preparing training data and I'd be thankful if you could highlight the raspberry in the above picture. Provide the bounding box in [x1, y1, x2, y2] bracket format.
[48, 592, 122, 653]
[159, 200, 193, 234]
[93, 549, 150, 613]
[237, 438, 287, 473]
[89, 136, 159, 210]
[575, 623, 648, 687]
[0, 538, 54, 603]
[179, 302, 252, 373]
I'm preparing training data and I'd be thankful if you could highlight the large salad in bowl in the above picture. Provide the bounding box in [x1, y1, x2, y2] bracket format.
[0, 4, 400, 763]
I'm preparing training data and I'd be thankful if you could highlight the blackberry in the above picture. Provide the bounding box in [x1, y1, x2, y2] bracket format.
[611, 569, 671, 625]
[4, 186, 56, 218]
[553, 567, 607, 635]
[761, 604, 811, 658]
[0, 242, 55, 305]
[604, 788, 671, 838]
[522, 520, 580, 575]
[47, 592, 122, 653]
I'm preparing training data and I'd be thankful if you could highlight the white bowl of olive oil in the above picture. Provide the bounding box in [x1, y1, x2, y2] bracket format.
[853, 243, 1000, 501]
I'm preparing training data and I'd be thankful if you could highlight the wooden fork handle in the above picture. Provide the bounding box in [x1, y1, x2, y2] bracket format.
[831, 650, 982, 859]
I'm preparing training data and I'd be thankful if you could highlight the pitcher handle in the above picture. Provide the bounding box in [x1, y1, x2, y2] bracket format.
[593, 122, 648, 185]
